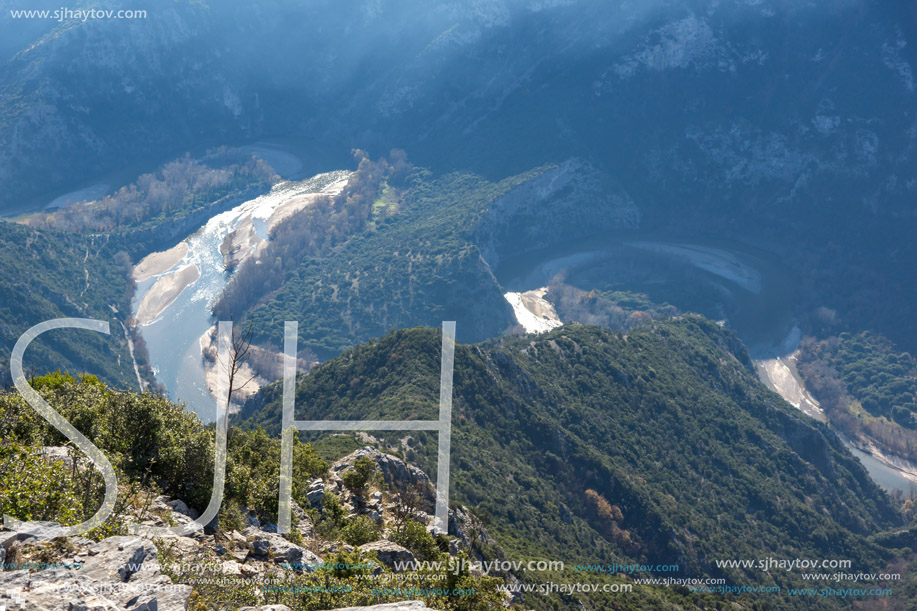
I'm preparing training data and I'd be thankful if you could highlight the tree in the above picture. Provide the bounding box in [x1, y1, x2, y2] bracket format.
[224, 321, 255, 407]
[392, 486, 426, 533]
[342, 456, 377, 496]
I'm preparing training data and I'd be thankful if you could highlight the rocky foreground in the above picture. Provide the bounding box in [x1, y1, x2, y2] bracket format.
[0, 447, 490, 610]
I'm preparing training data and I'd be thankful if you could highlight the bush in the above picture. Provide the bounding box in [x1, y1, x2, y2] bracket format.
[340, 515, 379, 546]
[392, 520, 441, 561]
[342, 456, 377, 495]
[0, 375, 327, 522]
[0, 442, 86, 525]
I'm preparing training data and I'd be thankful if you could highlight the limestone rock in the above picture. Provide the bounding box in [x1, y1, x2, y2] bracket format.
[358, 541, 415, 572]
[306, 479, 326, 506]
[331, 447, 435, 508]
[243, 530, 320, 571]
[0, 534, 192, 610]
[329, 602, 433, 611]
[168, 498, 200, 520]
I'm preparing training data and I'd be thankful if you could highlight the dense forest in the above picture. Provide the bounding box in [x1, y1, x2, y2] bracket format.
[31, 148, 277, 234]
[798, 331, 917, 461]
[213, 150, 411, 321]
[240, 316, 910, 609]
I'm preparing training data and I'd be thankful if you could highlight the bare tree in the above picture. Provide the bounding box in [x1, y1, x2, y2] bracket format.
[391, 486, 426, 533]
[224, 320, 256, 407]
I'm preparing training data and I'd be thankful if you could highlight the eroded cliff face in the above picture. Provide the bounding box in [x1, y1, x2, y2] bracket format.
[472, 159, 639, 269]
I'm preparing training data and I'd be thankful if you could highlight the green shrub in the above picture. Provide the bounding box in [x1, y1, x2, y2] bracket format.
[0, 376, 327, 522]
[342, 455, 377, 495]
[341, 515, 379, 546]
[392, 520, 441, 561]
[0, 442, 85, 525]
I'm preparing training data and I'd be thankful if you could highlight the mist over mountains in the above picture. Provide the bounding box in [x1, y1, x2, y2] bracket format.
[2, 2, 917, 609]
[2, 0, 913, 213]
[3, 1, 915, 348]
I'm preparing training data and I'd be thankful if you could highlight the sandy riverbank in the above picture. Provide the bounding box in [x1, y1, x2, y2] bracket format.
[755, 352, 826, 422]
[504, 287, 563, 334]
[135, 264, 200, 325]
[133, 242, 189, 282]
[218, 175, 351, 271]
[268, 176, 350, 232]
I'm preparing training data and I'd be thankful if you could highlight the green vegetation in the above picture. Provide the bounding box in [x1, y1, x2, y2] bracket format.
[340, 515, 380, 546]
[31, 148, 276, 236]
[219, 158, 545, 358]
[799, 331, 917, 460]
[242, 317, 906, 609]
[0, 148, 281, 392]
[213, 149, 412, 322]
[547, 282, 679, 330]
[0, 372, 326, 528]
[309, 434, 365, 463]
[5, 324, 914, 609]
[0, 221, 141, 390]
[342, 455, 379, 495]
[392, 520, 440, 561]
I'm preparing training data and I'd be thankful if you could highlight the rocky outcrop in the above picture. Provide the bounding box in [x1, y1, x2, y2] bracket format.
[449, 506, 494, 551]
[358, 541, 415, 572]
[242, 528, 321, 571]
[330, 447, 436, 510]
[0, 446, 488, 610]
[330, 603, 433, 611]
[0, 535, 192, 610]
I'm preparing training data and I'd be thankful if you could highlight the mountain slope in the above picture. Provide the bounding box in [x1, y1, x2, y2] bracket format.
[240, 317, 904, 608]
[0, 221, 141, 389]
[220, 159, 637, 357]
[3, 0, 916, 350]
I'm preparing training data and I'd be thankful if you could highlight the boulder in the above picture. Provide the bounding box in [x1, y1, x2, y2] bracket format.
[331, 448, 435, 508]
[244, 530, 321, 572]
[168, 499, 200, 520]
[306, 479, 325, 506]
[0, 535, 192, 610]
[291, 500, 315, 538]
[358, 541, 415, 572]
[330, 602, 434, 611]
[38, 446, 74, 469]
[0, 521, 69, 547]
[222, 560, 243, 575]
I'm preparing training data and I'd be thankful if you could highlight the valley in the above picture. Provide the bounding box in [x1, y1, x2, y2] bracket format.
[132, 170, 351, 418]
[111, 148, 917, 504]
[2, 2, 917, 607]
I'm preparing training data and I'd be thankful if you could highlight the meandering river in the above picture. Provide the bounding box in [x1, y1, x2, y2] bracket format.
[131, 171, 350, 420]
[498, 234, 917, 495]
[130, 170, 917, 495]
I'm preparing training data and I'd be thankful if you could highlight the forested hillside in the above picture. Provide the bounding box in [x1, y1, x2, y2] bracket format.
[0, 222, 140, 389]
[214, 155, 637, 359]
[29, 148, 278, 258]
[0, 372, 778, 610]
[240, 316, 908, 609]
[798, 331, 917, 462]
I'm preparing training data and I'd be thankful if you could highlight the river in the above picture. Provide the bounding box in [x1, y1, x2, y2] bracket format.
[131, 173, 917, 494]
[498, 234, 917, 495]
[131, 170, 350, 421]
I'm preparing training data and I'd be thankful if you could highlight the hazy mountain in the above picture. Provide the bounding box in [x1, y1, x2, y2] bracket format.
[2, 0, 915, 345]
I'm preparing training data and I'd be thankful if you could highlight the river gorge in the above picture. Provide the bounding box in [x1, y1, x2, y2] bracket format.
[127, 159, 917, 497]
